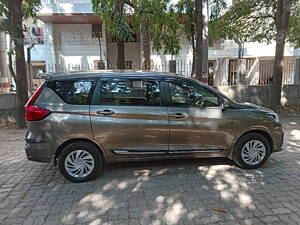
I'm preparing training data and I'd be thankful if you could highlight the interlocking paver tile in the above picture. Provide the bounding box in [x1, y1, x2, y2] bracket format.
[0, 114, 300, 224]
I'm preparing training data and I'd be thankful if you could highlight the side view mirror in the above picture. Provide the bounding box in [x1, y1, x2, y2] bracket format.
[220, 98, 230, 110]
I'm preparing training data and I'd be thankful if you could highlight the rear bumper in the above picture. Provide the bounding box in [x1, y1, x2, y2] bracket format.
[25, 141, 52, 163]
[271, 128, 284, 153]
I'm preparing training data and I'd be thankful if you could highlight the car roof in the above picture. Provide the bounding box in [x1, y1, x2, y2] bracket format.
[38, 70, 185, 80]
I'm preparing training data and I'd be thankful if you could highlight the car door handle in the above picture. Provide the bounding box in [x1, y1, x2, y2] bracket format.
[96, 110, 115, 115]
[169, 113, 186, 119]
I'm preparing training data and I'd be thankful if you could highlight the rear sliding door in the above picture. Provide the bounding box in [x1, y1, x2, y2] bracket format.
[90, 77, 169, 155]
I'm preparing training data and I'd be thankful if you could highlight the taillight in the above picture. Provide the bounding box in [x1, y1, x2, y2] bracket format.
[25, 87, 50, 121]
[25, 106, 50, 121]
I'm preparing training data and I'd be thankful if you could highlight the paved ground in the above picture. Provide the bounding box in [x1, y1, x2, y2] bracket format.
[0, 114, 300, 225]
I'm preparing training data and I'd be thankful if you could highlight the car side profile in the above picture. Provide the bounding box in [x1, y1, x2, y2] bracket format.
[25, 71, 284, 182]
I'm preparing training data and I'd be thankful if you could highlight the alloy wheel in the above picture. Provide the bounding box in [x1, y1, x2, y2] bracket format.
[241, 140, 266, 166]
[64, 150, 95, 178]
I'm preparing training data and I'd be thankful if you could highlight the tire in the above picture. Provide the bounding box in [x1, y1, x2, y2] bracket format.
[58, 141, 104, 182]
[233, 133, 271, 169]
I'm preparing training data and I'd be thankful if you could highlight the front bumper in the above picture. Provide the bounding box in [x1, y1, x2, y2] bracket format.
[25, 140, 52, 163]
[270, 128, 284, 153]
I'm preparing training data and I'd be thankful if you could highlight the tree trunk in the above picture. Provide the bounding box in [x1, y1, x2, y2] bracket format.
[115, 0, 125, 69]
[270, 0, 292, 113]
[202, 0, 208, 80]
[8, 0, 29, 129]
[8, 39, 16, 81]
[0, 33, 9, 78]
[194, 0, 203, 80]
[191, 37, 195, 75]
[140, 16, 151, 70]
[116, 38, 125, 69]
[234, 38, 243, 59]
[0, 32, 10, 93]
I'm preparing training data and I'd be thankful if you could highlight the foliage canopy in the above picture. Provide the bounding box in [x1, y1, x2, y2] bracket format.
[92, 0, 181, 56]
[0, 0, 41, 33]
[209, 0, 300, 46]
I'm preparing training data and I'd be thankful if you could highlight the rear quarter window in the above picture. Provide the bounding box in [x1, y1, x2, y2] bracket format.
[46, 79, 96, 105]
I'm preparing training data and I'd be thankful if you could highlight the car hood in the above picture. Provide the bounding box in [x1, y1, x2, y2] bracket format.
[234, 101, 274, 113]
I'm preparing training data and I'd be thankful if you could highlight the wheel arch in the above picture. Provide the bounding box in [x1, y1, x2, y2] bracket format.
[54, 138, 105, 165]
[230, 130, 273, 158]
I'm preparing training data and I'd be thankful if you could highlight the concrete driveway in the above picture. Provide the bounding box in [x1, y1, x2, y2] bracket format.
[0, 114, 300, 225]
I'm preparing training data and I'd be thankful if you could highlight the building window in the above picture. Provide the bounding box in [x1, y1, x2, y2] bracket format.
[259, 59, 274, 85]
[92, 24, 102, 38]
[228, 59, 238, 85]
[283, 57, 296, 85]
[30, 61, 46, 90]
[246, 58, 256, 71]
[125, 61, 133, 69]
[228, 58, 256, 85]
[208, 60, 216, 86]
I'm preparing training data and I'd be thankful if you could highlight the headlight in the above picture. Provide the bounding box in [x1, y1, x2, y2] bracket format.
[266, 112, 279, 123]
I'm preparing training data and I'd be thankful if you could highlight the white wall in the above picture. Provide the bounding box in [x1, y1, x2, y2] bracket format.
[150, 34, 194, 75]
[23, 19, 56, 70]
[54, 24, 107, 70]
[29, 23, 56, 67]
[29, 23, 107, 71]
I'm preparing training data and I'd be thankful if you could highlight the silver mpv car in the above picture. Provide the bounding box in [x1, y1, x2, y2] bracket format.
[25, 71, 284, 182]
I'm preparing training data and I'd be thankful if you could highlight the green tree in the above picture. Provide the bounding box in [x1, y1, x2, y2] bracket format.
[209, 0, 299, 112]
[177, 0, 226, 77]
[92, 0, 180, 70]
[209, 0, 300, 51]
[194, 0, 203, 80]
[149, 5, 181, 58]
[128, 0, 174, 70]
[92, 0, 132, 69]
[0, 0, 41, 128]
[288, 2, 300, 47]
[271, 0, 293, 112]
[174, 0, 202, 76]
[177, 0, 196, 74]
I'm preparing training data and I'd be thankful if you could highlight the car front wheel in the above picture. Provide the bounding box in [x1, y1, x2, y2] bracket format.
[233, 133, 271, 169]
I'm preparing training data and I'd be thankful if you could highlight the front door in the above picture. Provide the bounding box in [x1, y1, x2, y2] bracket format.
[165, 79, 233, 154]
[90, 77, 169, 155]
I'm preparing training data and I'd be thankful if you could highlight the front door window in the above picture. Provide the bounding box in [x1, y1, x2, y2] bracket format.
[169, 82, 220, 108]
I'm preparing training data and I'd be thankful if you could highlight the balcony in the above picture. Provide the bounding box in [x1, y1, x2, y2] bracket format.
[39, 0, 93, 14]
[38, 0, 101, 24]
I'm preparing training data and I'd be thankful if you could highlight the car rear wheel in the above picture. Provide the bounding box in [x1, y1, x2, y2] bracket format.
[233, 133, 271, 169]
[58, 142, 103, 182]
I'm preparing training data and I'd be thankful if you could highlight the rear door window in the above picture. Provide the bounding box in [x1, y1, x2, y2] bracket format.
[97, 79, 161, 106]
[47, 79, 96, 105]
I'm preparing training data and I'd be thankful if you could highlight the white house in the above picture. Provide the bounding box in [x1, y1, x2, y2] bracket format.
[24, 0, 300, 87]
